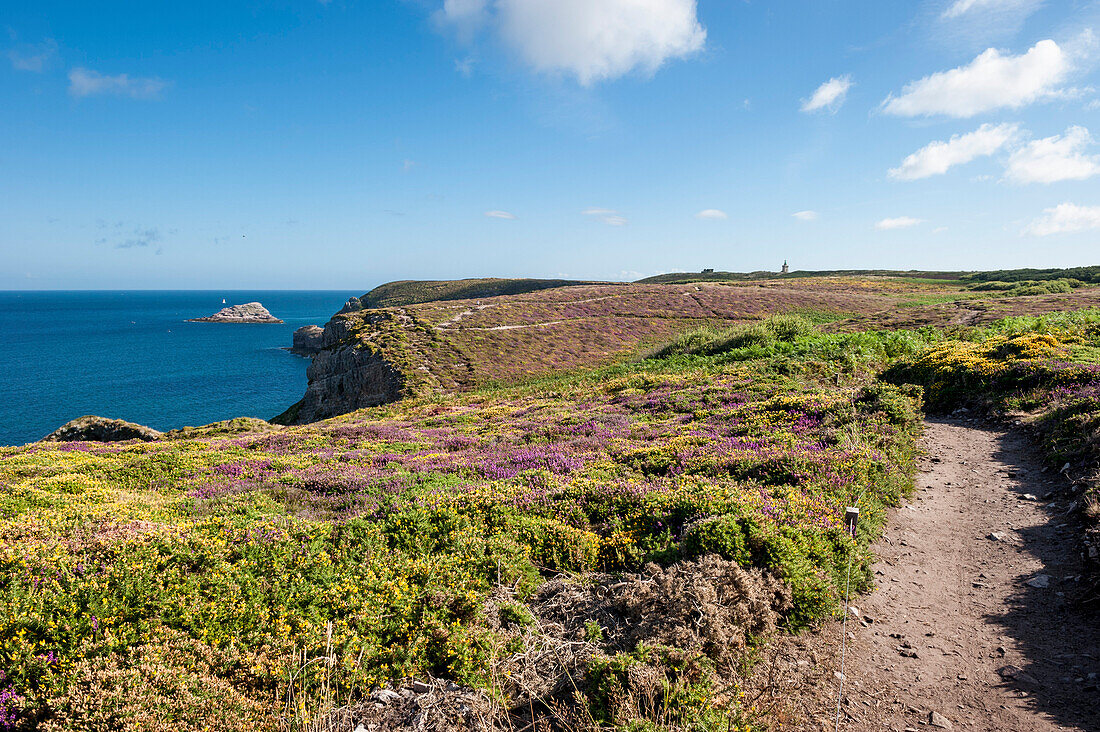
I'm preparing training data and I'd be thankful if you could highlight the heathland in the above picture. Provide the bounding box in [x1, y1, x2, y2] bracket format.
[1, 272, 1098, 731]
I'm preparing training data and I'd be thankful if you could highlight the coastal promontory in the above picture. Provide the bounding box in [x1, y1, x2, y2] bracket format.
[187, 302, 283, 323]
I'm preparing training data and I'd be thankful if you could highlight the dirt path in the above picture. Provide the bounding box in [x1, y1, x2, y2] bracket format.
[832, 418, 1100, 731]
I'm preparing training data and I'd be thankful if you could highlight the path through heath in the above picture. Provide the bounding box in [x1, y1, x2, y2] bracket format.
[835, 418, 1100, 731]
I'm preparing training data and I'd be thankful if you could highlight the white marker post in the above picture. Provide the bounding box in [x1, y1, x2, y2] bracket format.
[845, 506, 859, 538]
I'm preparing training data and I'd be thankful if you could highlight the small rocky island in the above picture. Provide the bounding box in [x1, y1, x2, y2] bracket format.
[187, 302, 283, 323]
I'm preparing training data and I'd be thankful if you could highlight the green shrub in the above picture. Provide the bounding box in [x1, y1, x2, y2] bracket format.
[507, 514, 600, 571]
[680, 514, 750, 566]
[585, 646, 716, 727]
[498, 601, 534, 628]
[855, 383, 923, 426]
[765, 313, 815, 342]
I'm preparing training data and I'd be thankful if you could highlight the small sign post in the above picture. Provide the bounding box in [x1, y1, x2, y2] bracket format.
[844, 507, 859, 538]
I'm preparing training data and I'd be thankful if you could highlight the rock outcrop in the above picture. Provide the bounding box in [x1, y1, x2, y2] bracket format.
[43, 416, 163, 443]
[274, 315, 404, 424]
[338, 296, 364, 314]
[289, 325, 325, 355]
[187, 302, 283, 323]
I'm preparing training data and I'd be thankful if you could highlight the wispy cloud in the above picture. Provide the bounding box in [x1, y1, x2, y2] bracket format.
[7, 39, 58, 72]
[437, 0, 706, 85]
[889, 123, 1019, 180]
[801, 75, 852, 113]
[484, 210, 516, 219]
[941, 0, 1043, 19]
[1004, 125, 1100, 184]
[117, 228, 161, 249]
[882, 39, 1070, 117]
[455, 56, 476, 76]
[68, 67, 169, 99]
[875, 216, 924, 230]
[1023, 202, 1100, 235]
[583, 208, 627, 225]
[792, 210, 819, 221]
[97, 227, 162, 250]
[695, 209, 727, 220]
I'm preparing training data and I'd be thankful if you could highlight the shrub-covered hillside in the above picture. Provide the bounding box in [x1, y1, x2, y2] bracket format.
[1, 315, 934, 731]
[309, 278, 973, 400]
[4, 301, 1100, 730]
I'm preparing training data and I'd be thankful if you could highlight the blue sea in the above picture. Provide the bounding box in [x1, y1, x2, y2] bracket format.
[0, 291, 359, 446]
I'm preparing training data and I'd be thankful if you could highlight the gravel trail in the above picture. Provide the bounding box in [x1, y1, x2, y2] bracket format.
[837, 418, 1100, 731]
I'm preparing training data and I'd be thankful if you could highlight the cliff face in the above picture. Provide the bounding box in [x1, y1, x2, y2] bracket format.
[275, 314, 406, 424]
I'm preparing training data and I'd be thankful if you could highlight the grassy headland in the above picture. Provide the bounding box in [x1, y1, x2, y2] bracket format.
[2, 274, 1099, 731]
[358, 278, 602, 309]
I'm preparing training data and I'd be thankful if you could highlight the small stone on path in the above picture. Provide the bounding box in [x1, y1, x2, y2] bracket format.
[929, 710, 953, 729]
[1025, 574, 1050, 589]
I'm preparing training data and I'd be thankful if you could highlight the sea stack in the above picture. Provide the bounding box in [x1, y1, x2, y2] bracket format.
[187, 302, 283, 323]
[290, 324, 325, 355]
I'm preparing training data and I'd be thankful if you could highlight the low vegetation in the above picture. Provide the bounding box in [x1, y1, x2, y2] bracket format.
[961, 266, 1100, 285]
[3, 280, 1100, 730]
[966, 278, 1085, 297]
[1, 313, 929, 730]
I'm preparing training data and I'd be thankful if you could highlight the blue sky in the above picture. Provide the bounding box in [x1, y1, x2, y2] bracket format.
[3, 0, 1100, 289]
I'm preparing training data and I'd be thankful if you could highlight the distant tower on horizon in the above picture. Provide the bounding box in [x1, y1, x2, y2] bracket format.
[781, 260, 789, 274]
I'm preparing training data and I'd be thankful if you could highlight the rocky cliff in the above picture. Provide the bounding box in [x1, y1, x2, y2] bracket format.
[274, 313, 406, 424]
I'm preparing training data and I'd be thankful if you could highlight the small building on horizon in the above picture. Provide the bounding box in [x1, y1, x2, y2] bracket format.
[781, 261, 789, 274]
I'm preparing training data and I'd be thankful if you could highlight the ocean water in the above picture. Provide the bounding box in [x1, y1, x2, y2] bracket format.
[0, 290, 358, 446]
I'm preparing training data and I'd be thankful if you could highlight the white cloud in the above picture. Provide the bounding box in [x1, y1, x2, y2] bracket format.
[875, 216, 924, 230]
[439, 0, 706, 85]
[484, 210, 516, 219]
[1023, 202, 1100, 235]
[695, 209, 727, 220]
[1004, 125, 1100, 183]
[882, 40, 1069, 117]
[801, 75, 852, 113]
[583, 208, 627, 225]
[792, 210, 819, 221]
[7, 39, 58, 72]
[438, 0, 489, 39]
[941, 0, 1042, 19]
[455, 56, 476, 76]
[444, 0, 488, 22]
[889, 123, 1019, 180]
[68, 68, 168, 99]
